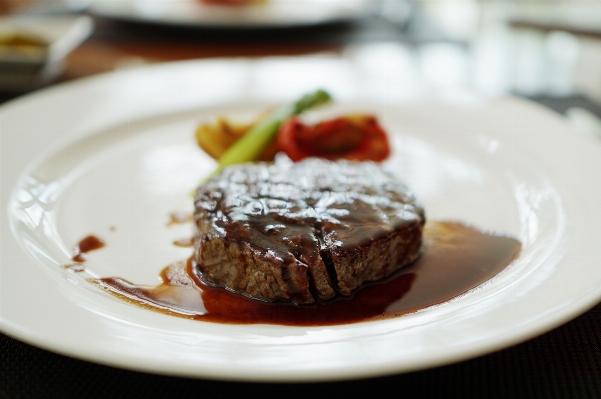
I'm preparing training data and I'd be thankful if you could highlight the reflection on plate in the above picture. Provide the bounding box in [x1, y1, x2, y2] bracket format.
[1, 57, 601, 381]
[89, 0, 372, 28]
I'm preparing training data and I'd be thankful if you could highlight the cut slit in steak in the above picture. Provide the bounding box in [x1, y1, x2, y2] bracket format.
[193, 156, 426, 305]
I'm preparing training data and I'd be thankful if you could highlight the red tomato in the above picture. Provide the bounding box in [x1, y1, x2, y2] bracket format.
[276, 115, 391, 162]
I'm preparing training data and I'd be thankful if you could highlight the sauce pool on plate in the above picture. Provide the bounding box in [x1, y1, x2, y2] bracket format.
[90, 221, 521, 326]
[72, 235, 105, 263]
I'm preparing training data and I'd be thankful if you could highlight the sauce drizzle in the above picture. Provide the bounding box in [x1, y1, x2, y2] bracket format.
[167, 212, 193, 226]
[91, 222, 521, 326]
[72, 235, 105, 263]
[173, 237, 194, 248]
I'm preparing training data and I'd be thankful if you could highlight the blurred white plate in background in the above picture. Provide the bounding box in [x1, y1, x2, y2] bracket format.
[89, 0, 372, 28]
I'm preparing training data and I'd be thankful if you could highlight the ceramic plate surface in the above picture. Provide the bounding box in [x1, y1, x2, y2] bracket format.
[89, 0, 371, 28]
[2, 57, 601, 382]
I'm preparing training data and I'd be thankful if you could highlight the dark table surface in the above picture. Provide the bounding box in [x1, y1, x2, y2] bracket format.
[2, 8, 601, 399]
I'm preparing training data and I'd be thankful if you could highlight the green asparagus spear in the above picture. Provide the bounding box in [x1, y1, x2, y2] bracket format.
[203, 89, 332, 182]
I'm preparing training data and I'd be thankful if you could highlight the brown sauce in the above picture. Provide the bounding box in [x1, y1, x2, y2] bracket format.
[167, 212, 193, 226]
[90, 222, 521, 326]
[72, 235, 105, 263]
[173, 237, 194, 248]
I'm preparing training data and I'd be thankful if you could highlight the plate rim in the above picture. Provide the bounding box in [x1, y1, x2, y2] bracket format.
[2, 57, 601, 382]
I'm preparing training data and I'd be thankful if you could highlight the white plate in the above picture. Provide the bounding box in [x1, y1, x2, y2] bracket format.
[2, 57, 601, 382]
[89, 0, 372, 28]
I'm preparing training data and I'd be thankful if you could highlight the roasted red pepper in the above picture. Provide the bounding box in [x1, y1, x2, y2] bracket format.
[276, 115, 391, 162]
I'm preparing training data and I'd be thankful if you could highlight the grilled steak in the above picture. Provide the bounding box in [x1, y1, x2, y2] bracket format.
[193, 157, 425, 305]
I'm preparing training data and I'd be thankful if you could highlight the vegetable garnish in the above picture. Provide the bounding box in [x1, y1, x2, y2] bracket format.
[202, 89, 332, 182]
[277, 115, 390, 162]
[195, 116, 278, 162]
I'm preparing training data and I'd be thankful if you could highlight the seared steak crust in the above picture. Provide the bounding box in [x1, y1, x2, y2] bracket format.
[193, 157, 425, 305]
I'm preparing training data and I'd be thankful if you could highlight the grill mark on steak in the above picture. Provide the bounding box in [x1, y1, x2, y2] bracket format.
[318, 243, 340, 295]
[193, 157, 425, 305]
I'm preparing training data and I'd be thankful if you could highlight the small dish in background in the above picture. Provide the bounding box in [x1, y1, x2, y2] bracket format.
[0, 15, 93, 92]
[89, 0, 371, 29]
